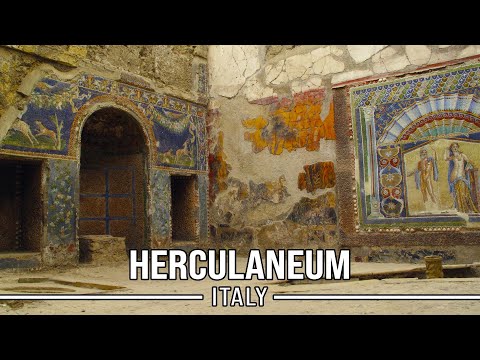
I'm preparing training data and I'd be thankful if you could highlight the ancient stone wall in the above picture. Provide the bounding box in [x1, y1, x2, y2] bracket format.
[208, 45, 480, 261]
[0, 45, 209, 266]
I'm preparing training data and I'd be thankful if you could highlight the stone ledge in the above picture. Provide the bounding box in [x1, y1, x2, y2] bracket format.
[0, 252, 41, 269]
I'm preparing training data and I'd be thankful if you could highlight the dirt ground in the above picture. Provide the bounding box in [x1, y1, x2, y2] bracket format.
[1, 259, 480, 315]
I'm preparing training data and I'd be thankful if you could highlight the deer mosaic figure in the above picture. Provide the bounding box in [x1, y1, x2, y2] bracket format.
[11, 119, 38, 145]
[35, 121, 57, 146]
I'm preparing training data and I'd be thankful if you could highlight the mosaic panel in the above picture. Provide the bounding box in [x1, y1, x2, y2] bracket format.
[151, 169, 171, 240]
[1, 74, 207, 171]
[351, 63, 480, 230]
[47, 159, 77, 245]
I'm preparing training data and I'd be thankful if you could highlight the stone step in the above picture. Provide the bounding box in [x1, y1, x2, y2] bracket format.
[0, 252, 41, 269]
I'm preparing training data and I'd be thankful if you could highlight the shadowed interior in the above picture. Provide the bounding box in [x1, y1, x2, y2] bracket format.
[171, 175, 198, 242]
[0, 160, 43, 252]
[79, 108, 147, 251]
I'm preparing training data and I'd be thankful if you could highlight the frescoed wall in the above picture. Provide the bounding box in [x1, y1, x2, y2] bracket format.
[6, 45, 480, 267]
[208, 46, 340, 251]
[209, 45, 480, 262]
[351, 63, 480, 230]
[242, 89, 335, 155]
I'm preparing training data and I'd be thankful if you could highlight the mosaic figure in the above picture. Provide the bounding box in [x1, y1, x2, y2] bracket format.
[407, 148, 438, 204]
[444, 142, 479, 213]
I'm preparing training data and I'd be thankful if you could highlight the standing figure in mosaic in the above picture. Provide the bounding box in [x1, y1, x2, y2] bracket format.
[407, 148, 438, 203]
[444, 142, 479, 213]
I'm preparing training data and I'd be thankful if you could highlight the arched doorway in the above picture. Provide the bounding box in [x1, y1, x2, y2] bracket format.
[79, 107, 148, 252]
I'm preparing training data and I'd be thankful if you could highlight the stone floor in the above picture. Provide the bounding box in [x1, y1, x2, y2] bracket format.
[1, 259, 480, 314]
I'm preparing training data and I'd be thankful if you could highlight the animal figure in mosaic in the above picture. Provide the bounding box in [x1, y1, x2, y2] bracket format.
[35, 121, 57, 146]
[11, 119, 39, 145]
[161, 149, 175, 164]
[175, 142, 191, 162]
[66, 89, 91, 113]
[174, 121, 196, 162]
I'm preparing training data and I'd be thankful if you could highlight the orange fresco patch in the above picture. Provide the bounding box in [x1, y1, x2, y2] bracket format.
[242, 116, 269, 153]
[243, 89, 335, 155]
[298, 161, 336, 193]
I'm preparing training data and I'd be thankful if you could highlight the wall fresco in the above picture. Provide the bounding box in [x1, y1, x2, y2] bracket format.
[287, 192, 337, 225]
[242, 89, 335, 155]
[211, 176, 290, 227]
[1, 74, 207, 171]
[351, 63, 480, 230]
[298, 161, 336, 193]
[208, 131, 230, 203]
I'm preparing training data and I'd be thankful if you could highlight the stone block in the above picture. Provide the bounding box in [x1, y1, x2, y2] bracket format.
[79, 235, 127, 265]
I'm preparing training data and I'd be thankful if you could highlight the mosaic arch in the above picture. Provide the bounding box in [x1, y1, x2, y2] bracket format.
[351, 63, 480, 230]
[70, 95, 156, 163]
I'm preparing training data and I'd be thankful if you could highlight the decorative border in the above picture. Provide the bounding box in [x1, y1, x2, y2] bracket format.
[0, 149, 76, 161]
[1, 72, 207, 171]
[153, 165, 208, 175]
[68, 94, 157, 163]
[78, 74, 207, 118]
[351, 62, 480, 108]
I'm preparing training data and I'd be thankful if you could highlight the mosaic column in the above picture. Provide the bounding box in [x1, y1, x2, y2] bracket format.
[197, 174, 209, 241]
[362, 106, 383, 218]
[150, 168, 171, 248]
[44, 159, 79, 266]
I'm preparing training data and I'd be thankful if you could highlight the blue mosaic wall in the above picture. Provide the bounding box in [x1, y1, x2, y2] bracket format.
[47, 159, 77, 245]
[1, 74, 208, 171]
[351, 63, 480, 230]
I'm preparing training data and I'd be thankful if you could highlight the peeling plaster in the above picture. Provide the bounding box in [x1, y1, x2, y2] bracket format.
[347, 45, 387, 63]
[209, 45, 263, 98]
[206, 44, 480, 251]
